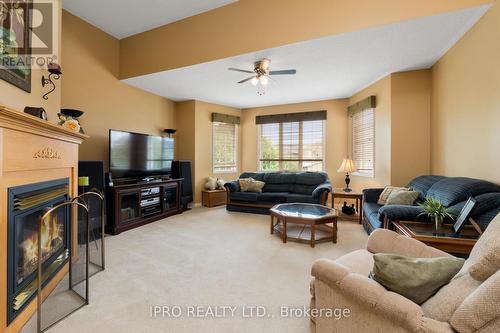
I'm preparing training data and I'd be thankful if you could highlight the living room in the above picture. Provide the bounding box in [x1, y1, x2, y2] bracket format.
[0, 0, 499, 332]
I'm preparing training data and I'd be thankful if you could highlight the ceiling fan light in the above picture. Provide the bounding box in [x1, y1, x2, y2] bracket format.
[260, 75, 269, 86]
[251, 77, 259, 86]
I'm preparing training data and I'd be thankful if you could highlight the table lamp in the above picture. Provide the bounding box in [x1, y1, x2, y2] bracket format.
[337, 158, 357, 192]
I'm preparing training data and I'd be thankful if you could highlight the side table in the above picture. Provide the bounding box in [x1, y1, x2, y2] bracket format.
[331, 188, 363, 224]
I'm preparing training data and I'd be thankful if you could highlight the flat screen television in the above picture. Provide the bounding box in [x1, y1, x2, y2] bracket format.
[109, 129, 174, 179]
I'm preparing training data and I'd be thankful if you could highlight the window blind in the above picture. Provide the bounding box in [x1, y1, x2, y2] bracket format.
[352, 108, 375, 176]
[213, 122, 238, 173]
[259, 119, 324, 172]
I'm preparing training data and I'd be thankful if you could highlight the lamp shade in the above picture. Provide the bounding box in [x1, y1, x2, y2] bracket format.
[337, 158, 357, 173]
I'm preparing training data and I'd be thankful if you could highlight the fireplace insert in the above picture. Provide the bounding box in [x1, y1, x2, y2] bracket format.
[7, 178, 70, 324]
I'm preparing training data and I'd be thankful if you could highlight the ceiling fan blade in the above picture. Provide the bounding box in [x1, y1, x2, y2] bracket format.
[228, 67, 254, 74]
[269, 69, 297, 75]
[238, 76, 256, 84]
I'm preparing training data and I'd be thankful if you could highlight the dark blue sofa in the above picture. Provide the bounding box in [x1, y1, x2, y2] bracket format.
[224, 172, 332, 214]
[362, 175, 500, 234]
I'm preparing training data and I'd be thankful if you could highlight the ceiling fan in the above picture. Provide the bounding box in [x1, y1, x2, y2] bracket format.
[228, 58, 296, 86]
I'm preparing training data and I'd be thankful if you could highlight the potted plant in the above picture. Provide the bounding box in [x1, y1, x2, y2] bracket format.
[418, 198, 455, 230]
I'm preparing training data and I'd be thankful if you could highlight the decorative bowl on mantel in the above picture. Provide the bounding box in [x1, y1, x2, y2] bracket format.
[60, 109, 84, 118]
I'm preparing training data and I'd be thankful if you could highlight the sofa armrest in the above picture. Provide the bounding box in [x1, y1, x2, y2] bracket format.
[224, 180, 240, 192]
[312, 182, 332, 200]
[363, 188, 384, 203]
[311, 258, 425, 332]
[378, 205, 426, 221]
[366, 229, 451, 258]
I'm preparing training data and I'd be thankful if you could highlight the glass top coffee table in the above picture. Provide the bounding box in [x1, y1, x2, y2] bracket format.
[391, 221, 480, 255]
[270, 203, 339, 248]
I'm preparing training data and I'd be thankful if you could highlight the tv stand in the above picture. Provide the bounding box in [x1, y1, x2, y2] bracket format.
[106, 177, 183, 235]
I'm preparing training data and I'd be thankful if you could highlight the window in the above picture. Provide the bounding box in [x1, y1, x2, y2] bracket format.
[352, 108, 375, 176]
[213, 121, 238, 173]
[258, 120, 325, 172]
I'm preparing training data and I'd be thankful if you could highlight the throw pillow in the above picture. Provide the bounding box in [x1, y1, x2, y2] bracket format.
[377, 186, 409, 205]
[204, 177, 217, 190]
[216, 178, 226, 190]
[369, 253, 465, 304]
[239, 178, 265, 193]
[385, 190, 420, 206]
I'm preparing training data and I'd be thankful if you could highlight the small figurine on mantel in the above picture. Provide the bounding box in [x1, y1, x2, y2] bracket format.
[57, 109, 85, 133]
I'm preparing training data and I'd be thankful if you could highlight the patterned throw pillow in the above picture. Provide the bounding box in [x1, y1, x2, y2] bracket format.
[377, 186, 409, 205]
[239, 178, 265, 193]
[385, 190, 420, 206]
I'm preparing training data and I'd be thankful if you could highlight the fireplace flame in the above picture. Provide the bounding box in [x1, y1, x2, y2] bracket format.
[20, 214, 63, 278]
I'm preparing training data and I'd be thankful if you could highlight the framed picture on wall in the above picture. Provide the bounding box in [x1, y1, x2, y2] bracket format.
[0, 0, 32, 92]
[453, 197, 477, 234]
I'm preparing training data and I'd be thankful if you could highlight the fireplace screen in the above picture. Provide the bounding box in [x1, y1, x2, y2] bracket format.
[7, 179, 70, 324]
[15, 204, 66, 285]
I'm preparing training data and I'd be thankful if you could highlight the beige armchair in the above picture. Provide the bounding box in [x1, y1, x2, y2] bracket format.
[310, 213, 500, 333]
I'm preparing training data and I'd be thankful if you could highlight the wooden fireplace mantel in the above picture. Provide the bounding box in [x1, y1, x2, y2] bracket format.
[0, 105, 88, 332]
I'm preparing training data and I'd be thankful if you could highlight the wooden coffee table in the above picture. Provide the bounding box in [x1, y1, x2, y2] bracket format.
[391, 220, 480, 255]
[270, 203, 339, 248]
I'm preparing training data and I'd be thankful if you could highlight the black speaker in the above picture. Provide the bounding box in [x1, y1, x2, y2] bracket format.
[78, 161, 106, 238]
[78, 161, 105, 194]
[171, 160, 193, 209]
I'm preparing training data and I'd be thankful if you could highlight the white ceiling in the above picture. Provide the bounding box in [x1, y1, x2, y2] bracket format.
[63, 0, 238, 39]
[123, 5, 489, 109]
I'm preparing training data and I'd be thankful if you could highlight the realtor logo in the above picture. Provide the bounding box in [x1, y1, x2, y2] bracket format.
[0, 0, 53, 55]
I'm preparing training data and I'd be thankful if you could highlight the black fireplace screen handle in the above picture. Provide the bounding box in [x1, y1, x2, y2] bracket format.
[37, 201, 89, 333]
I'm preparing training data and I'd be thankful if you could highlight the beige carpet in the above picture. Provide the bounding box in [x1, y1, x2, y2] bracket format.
[44, 207, 367, 333]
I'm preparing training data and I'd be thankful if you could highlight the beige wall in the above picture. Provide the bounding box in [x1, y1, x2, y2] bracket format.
[348, 70, 432, 189]
[349, 76, 392, 190]
[176, 100, 241, 203]
[119, 0, 490, 79]
[61, 11, 175, 168]
[431, 2, 500, 184]
[391, 70, 432, 186]
[0, 0, 61, 120]
[241, 99, 349, 189]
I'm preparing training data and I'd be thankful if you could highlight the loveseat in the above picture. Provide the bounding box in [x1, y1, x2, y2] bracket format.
[362, 175, 500, 234]
[309, 212, 500, 333]
[224, 172, 331, 214]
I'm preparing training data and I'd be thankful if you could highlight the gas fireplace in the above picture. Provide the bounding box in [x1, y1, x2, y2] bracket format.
[7, 178, 70, 324]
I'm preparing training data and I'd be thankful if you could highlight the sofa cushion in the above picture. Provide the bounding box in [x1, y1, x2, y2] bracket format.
[450, 270, 500, 333]
[363, 202, 383, 219]
[408, 175, 447, 200]
[370, 254, 465, 304]
[286, 194, 316, 204]
[426, 177, 500, 207]
[335, 249, 374, 276]
[366, 211, 384, 230]
[263, 172, 297, 184]
[230, 192, 258, 202]
[256, 192, 288, 203]
[476, 207, 500, 230]
[292, 184, 317, 195]
[239, 172, 265, 181]
[262, 183, 292, 193]
[295, 172, 328, 185]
